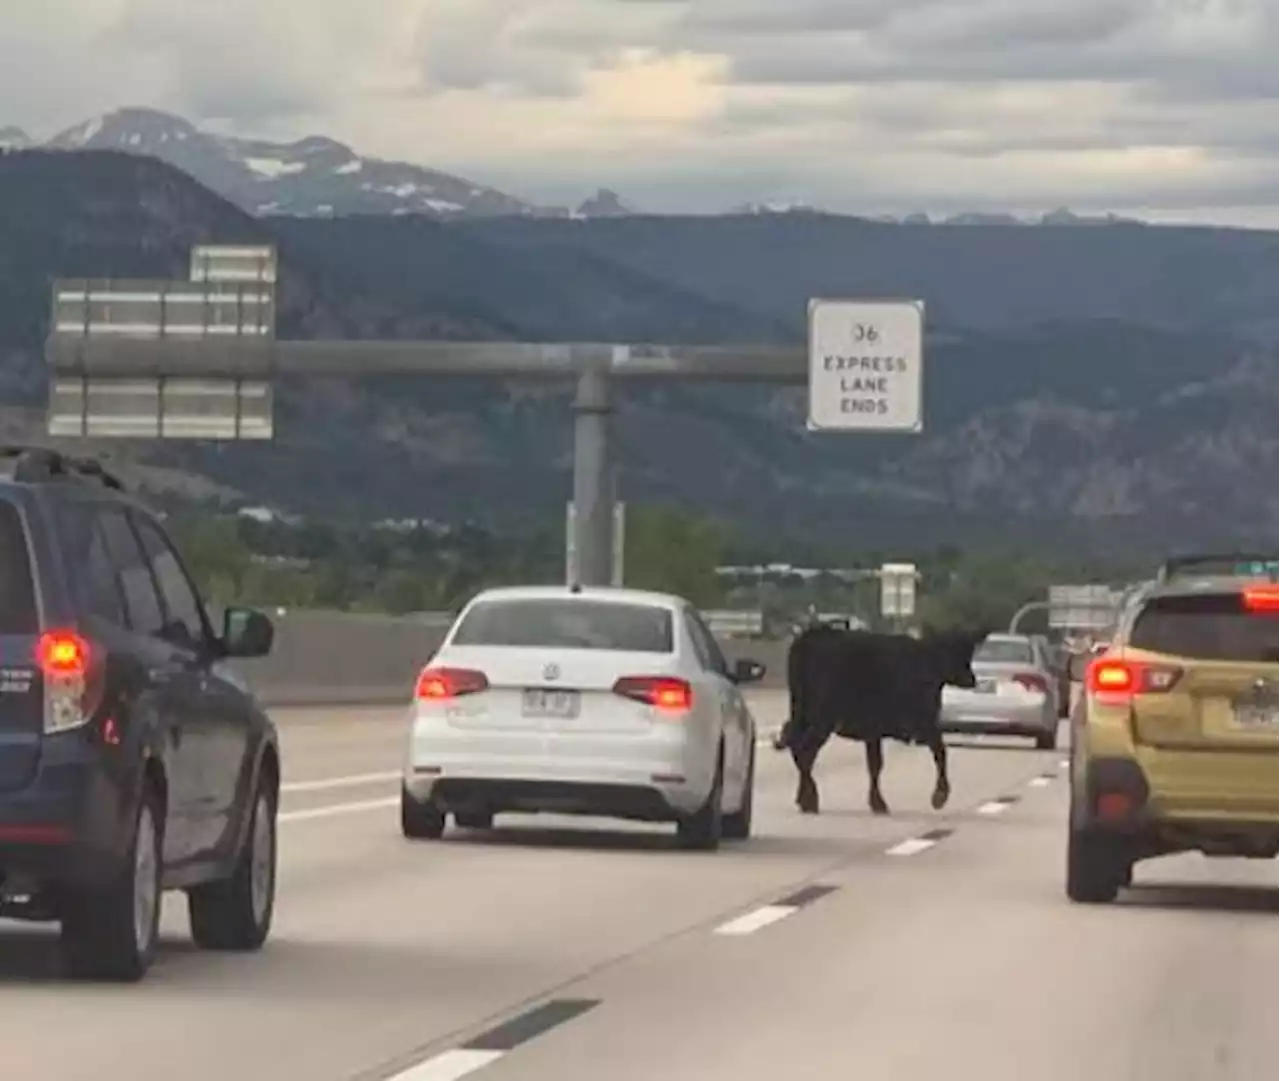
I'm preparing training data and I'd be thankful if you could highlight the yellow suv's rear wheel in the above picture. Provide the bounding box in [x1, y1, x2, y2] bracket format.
[1066, 825, 1131, 904]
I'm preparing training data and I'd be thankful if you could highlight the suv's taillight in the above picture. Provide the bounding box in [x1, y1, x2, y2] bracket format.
[35, 630, 97, 733]
[414, 666, 489, 700]
[1086, 658, 1182, 700]
[612, 676, 693, 714]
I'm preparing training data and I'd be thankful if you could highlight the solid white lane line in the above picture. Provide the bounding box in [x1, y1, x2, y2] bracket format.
[279, 797, 399, 823]
[389, 1049, 505, 1081]
[886, 836, 940, 857]
[281, 770, 400, 793]
[714, 904, 798, 936]
[976, 800, 1013, 815]
[1028, 776, 1053, 788]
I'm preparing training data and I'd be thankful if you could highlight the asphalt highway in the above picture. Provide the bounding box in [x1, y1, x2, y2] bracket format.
[3, 690, 1276, 1081]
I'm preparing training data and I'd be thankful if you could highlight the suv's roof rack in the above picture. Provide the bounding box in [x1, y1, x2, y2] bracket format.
[1157, 553, 1278, 583]
[0, 445, 126, 491]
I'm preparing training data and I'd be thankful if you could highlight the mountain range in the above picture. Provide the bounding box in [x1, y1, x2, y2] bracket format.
[6, 107, 1138, 227]
[0, 144, 1275, 558]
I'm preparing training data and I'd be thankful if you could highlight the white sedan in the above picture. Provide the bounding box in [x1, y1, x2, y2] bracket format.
[400, 585, 767, 849]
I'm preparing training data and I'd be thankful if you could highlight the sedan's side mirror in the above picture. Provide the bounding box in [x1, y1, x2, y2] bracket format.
[731, 658, 766, 684]
[222, 607, 275, 658]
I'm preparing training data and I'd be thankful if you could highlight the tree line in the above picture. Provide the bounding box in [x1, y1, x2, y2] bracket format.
[166, 506, 1145, 633]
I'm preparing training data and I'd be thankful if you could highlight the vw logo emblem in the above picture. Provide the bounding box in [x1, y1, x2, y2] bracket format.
[543, 663, 561, 681]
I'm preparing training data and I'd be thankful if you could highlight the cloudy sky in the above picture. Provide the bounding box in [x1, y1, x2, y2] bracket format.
[4, 0, 1276, 225]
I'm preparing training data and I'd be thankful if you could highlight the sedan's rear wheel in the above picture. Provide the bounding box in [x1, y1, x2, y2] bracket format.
[722, 744, 754, 841]
[677, 749, 724, 851]
[401, 786, 446, 840]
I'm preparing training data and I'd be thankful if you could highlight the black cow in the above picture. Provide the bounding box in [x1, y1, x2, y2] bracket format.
[773, 625, 987, 816]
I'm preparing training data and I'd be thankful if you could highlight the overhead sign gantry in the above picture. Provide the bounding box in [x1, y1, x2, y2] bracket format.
[48, 244, 277, 440]
[44, 244, 928, 587]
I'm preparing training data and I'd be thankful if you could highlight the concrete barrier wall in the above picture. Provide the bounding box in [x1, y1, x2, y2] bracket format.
[233, 610, 791, 707]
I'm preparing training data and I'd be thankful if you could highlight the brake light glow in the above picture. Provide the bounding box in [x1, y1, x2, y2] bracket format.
[612, 676, 694, 713]
[35, 630, 97, 734]
[35, 631, 90, 677]
[1012, 672, 1050, 695]
[1242, 584, 1279, 614]
[1086, 658, 1182, 699]
[414, 666, 489, 700]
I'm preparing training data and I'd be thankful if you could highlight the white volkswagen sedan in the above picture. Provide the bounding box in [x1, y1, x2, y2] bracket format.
[400, 585, 767, 849]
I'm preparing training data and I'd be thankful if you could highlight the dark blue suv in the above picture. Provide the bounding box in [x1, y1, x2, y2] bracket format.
[0, 447, 280, 981]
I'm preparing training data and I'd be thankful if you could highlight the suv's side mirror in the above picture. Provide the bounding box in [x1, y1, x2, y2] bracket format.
[222, 607, 274, 658]
[731, 658, 766, 684]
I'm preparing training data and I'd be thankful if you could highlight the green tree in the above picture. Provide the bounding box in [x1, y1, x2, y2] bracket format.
[168, 515, 251, 604]
[918, 553, 1056, 632]
[622, 504, 730, 607]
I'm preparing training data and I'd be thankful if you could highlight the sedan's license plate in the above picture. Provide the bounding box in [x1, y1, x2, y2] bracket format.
[974, 679, 998, 694]
[522, 689, 581, 719]
[1231, 704, 1278, 731]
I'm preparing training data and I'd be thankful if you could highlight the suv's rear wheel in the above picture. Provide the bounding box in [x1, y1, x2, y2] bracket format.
[61, 786, 163, 982]
[188, 772, 278, 951]
[1066, 825, 1130, 904]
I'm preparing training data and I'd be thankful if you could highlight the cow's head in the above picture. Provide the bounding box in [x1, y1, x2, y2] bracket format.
[920, 626, 989, 689]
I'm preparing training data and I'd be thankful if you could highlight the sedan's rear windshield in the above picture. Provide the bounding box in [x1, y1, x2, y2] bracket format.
[973, 638, 1034, 664]
[1130, 594, 1278, 663]
[451, 599, 674, 653]
[0, 500, 37, 635]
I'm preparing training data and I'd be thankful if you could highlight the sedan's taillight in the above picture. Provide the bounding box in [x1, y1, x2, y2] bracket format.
[612, 675, 693, 714]
[414, 666, 489, 700]
[1011, 672, 1050, 695]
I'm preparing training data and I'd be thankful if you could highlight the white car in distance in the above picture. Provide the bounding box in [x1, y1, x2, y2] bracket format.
[401, 585, 766, 850]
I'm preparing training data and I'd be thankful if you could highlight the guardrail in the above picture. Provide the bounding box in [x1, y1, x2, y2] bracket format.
[232, 609, 791, 706]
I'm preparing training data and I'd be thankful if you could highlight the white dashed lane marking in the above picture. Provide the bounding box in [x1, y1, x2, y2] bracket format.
[885, 828, 954, 857]
[282, 770, 400, 794]
[713, 885, 839, 937]
[714, 905, 799, 937]
[392, 1049, 503, 1081]
[279, 797, 399, 823]
[382, 1000, 598, 1081]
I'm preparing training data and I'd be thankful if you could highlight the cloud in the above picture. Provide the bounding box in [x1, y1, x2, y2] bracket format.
[2, 0, 1275, 226]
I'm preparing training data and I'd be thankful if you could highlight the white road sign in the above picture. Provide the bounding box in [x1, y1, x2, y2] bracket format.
[807, 299, 924, 433]
[1047, 584, 1120, 630]
[880, 562, 918, 618]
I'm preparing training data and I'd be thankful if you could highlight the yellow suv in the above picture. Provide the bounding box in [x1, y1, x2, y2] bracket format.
[1066, 565, 1278, 903]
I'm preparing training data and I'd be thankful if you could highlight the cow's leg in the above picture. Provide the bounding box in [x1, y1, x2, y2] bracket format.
[927, 731, 951, 810]
[791, 744, 821, 814]
[865, 738, 889, 815]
